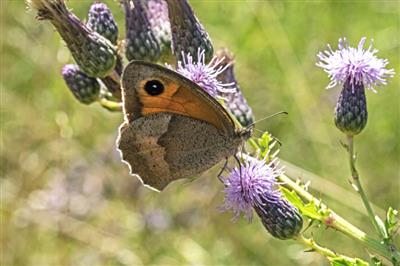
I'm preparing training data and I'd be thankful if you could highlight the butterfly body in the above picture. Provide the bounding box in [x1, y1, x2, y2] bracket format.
[117, 61, 251, 191]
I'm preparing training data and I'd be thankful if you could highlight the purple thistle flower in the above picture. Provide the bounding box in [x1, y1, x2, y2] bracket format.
[221, 157, 303, 239]
[317, 37, 395, 135]
[175, 49, 235, 97]
[221, 157, 283, 221]
[87, 2, 119, 45]
[317, 37, 395, 92]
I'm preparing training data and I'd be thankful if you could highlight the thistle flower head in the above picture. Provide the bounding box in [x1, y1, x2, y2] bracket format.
[221, 157, 283, 221]
[176, 49, 235, 97]
[87, 2, 119, 44]
[221, 156, 303, 239]
[317, 37, 395, 92]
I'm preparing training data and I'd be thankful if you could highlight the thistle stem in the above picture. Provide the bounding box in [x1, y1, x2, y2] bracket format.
[295, 235, 371, 264]
[108, 70, 121, 85]
[346, 135, 383, 238]
[295, 235, 336, 258]
[248, 138, 258, 151]
[98, 98, 122, 112]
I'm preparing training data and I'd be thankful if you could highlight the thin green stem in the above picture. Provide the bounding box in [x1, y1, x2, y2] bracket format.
[295, 235, 336, 258]
[296, 235, 371, 264]
[108, 69, 121, 85]
[98, 98, 122, 112]
[248, 138, 258, 151]
[347, 135, 384, 238]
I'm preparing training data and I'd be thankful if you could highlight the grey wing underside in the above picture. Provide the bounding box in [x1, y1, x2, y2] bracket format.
[117, 113, 240, 191]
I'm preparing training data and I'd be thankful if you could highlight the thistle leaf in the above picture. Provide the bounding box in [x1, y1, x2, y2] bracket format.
[385, 207, 399, 240]
[280, 187, 328, 220]
[374, 215, 388, 239]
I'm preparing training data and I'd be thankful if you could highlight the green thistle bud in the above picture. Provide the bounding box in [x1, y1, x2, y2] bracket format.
[254, 195, 303, 240]
[334, 80, 368, 136]
[166, 0, 213, 63]
[87, 2, 119, 45]
[62, 64, 100, 104]
[29, 0, 117, 78]
[123, 0, 161, 62]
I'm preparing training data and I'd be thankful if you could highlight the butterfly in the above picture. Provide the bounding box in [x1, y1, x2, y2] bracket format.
[117, 61, 252, 191]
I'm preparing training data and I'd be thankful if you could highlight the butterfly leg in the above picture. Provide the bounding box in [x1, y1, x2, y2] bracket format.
[217, 157, 229, 184]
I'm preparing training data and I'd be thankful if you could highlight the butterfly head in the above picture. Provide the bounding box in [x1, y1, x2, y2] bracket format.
[237, 125, 253, 141]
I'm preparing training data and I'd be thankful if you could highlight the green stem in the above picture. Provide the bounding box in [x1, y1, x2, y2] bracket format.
[108, 69, 121, 84]
[347, 135, 384, 238]
[295, 235, 336, 258]
[248, 138, 259, 151]
[296, 235, 371, 264]
[98, 98, 122, 112]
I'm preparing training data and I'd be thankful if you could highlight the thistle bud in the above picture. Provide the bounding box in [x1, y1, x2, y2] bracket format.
[87, 2, 119, 45]
[62, 64, 100, 104]
[123, 0, 161, 62]
[145, 0, 172, 54]
[166, 0, 213, 63]
[215, 49, 254, 127]
[29, 0, 117, 78]
[334, 80, 367, 136]
[254, 191, 303, 240]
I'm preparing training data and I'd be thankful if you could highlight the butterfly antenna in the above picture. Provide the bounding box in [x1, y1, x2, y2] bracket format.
[246, 111, 288, 129]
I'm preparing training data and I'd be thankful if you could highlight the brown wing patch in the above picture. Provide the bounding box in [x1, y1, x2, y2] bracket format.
[158, 114, 242, 179]
[117, 113, 172, 191]
[121, 61, 236, 136]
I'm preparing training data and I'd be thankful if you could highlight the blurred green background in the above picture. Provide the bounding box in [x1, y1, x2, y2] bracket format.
[1, 1, 399, 265]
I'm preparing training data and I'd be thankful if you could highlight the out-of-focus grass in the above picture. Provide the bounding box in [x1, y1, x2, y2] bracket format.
[1, 1, 399, 265]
